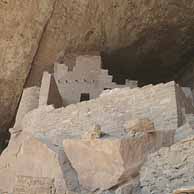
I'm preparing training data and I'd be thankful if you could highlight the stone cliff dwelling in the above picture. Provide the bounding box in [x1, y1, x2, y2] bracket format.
[2, 2, 194, 193]
[1, 52, 194, 194]
[41, 53, 194, 110]
[26, 52, 194, 109]
[54, 54, 137, 105]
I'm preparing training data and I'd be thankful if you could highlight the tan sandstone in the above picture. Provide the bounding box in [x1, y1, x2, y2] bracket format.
[173, 187, 194, 194]
[124, 118, 155, 133]
[13, 176, 56, 194]
[0, 0, 56, 130]
[139, 135, 194, 194]
[28, 0, 194, 86]
[82, 124, 105, 140]
[0, 132, 80, 193]
[63, 129, 173, 191]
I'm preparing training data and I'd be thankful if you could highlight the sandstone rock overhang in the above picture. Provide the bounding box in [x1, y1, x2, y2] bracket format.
[0, 0, 57, 130]
[27, 1, 194, 86]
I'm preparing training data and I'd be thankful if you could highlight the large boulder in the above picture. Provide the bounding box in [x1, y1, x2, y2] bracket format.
[0, 131, 80, 193]
[63, 129, 173, 191]
[0, 0, 56, 130]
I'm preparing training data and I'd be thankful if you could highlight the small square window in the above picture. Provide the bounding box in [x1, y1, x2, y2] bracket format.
[80, 93, 90, 102]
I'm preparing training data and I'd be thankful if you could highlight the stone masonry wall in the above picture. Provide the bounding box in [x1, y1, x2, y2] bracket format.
[21, 81, 185, 148]
[0, 81, 190, 193]
[123, 82, 179, 131]
[54, 55, 137, 105]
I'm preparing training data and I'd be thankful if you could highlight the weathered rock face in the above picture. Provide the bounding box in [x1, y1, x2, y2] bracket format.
[0, 0, 56, 130]
[27, 0, 194, 85]
[139, 136, 194, 194]
[13, 176, 56, 194]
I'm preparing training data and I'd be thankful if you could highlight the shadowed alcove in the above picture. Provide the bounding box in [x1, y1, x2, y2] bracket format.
[101, 41, 194, 88]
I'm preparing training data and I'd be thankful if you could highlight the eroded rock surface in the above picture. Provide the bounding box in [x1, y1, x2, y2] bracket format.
[13, 176, 56, 194]
[27, 0, 194, 85]
[0, 0, 56, 129]
[139, 136, 194, 194]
